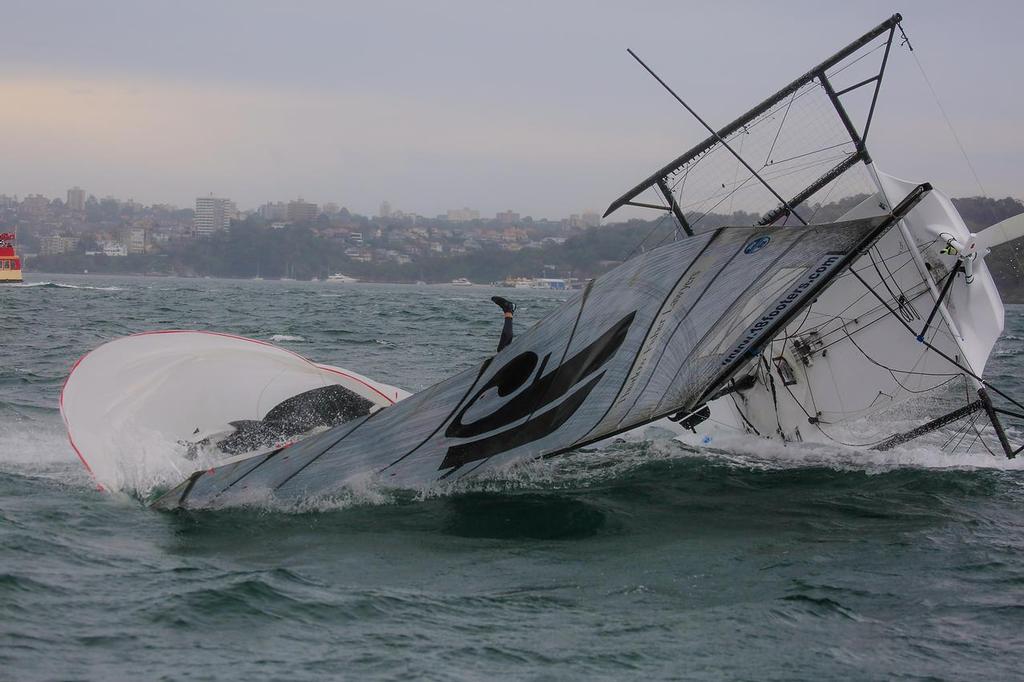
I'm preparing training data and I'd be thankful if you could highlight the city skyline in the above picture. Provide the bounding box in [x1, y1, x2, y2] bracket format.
[1, 1, 1022, 218]
[4, 186, 603, 224]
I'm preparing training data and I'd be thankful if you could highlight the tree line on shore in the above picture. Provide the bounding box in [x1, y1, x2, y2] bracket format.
[29, 195, 1024, 301]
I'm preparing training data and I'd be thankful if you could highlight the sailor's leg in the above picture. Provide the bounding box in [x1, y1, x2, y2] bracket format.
[491, 296, 517, 352]
[498, 313, 514, 352]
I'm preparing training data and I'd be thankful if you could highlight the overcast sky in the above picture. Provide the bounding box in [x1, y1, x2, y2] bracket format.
[1, 0, 1020, 218]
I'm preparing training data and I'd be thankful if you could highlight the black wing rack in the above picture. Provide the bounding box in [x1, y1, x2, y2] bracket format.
[606, 13, 904, 233]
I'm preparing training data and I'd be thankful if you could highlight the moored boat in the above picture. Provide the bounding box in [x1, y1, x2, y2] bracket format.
[0, 232, 23, 284]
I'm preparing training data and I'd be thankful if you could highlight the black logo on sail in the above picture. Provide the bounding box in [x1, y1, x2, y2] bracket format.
[440, 311, 636, 470]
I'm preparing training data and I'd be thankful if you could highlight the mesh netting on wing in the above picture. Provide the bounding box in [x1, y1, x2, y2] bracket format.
[667, 79, 871, 228]
[616, 28, 901, 251]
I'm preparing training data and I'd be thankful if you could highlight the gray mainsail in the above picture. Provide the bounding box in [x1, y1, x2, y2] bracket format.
[153, 208, 919, 510]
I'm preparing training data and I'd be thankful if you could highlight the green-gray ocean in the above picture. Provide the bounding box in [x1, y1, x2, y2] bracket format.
[2, 275, 1022, 680]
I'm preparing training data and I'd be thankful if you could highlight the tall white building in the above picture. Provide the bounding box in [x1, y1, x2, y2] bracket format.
[67, 186, 86, 212]
[193, 196, 234, 237]
[379, 200, 392, 218]
[126, 226, 149, 254]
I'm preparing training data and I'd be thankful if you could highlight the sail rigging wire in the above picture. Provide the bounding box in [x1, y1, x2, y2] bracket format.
[727, 126, 748, 216]
[867, 247, 905, 313]
[900, 23, 988, 197]
[664, 177, 758, 245]
[867, 247, 917, 323]
[825, 37, 890, 82]
[788, 243, 944, 351]
[626, 48, 808, 225]
[624, 209, 675, 261]
[670, 168, 691, 241]
[776, 364, 895, 448]
[763, 90, 798, 168]
[825, 287, 961, 355]
[765, 142, 854, 171]
[641, 149, 860, 250]
[622, 76, 872, 245]
[849, 267, 1024, 415]
[805, 170, 843, 223]
[827, 236, 939, 301]
[784, 370, 966, 450]
[876, 241, 915, 314]
[964, 379, 1000, 457]
[945, 405, 981, 453]
[657, 141, 860, 216]
[843, 264, 959, 349]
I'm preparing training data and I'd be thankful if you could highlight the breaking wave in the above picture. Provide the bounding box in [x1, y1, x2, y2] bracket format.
[3, 388, 1022, 516]
[16, 281, 124, 291]
[6, 369, 1023, 515]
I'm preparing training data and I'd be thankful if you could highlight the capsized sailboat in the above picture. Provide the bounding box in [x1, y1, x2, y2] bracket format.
[63, 13, 1023, 510]
[600, 13, 1024, 458]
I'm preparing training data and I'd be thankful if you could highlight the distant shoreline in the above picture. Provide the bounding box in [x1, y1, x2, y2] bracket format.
[17, 271, 540, 288]
[18, 269, 1024, 304]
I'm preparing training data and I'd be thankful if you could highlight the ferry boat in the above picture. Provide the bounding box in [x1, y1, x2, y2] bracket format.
[498, 276, 572, 289]
[325, 273, 358, 283]
[0, 232, 23, 284]
[530, 277, 567, 290]
[450, 277, 473, 286]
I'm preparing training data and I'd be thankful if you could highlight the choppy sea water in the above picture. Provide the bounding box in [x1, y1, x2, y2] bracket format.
[2, 274, 1023, 681]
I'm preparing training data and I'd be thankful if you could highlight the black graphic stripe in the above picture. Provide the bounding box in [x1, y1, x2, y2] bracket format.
[440, 372, 605, 469]
[379, 357, 494, 472]
[444, 312, 632, 441]
[433, 281, 594, 480]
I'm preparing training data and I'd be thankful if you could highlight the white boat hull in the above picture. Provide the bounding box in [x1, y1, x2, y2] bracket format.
[670, 173, 1004, 450]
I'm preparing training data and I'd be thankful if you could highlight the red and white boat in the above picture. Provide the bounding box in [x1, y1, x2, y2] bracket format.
[0, 232, 22, 283]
